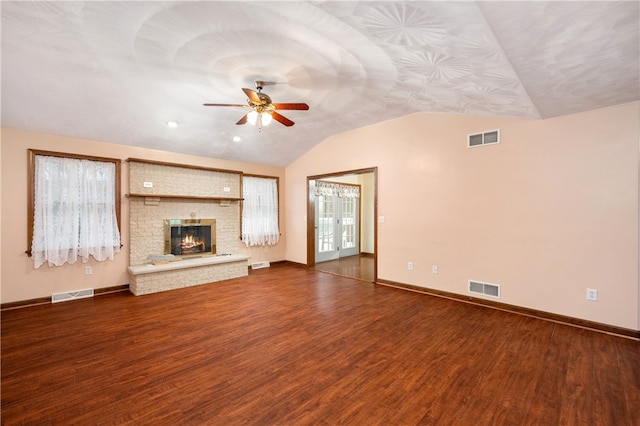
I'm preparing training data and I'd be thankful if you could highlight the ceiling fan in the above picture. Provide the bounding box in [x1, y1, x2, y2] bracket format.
[203, 81, 309, 127]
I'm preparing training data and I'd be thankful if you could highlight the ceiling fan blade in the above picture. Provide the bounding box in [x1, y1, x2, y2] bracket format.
[273, 103, 309, 110]
[203, 103, 246, 107]
[271, 111, 295, 127]
[242, 88, 264, 104]
[236, 114, 249, 125]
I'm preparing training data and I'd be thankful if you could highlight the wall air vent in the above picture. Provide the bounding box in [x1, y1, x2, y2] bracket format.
[52, 288, 94, 303]
[468, 129, 500, 147]
[468, 280, 500, 298]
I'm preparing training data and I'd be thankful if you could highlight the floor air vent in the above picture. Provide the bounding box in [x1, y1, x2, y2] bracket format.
[52, 288, 94, 303]
[251, 261, 271, 270]
[468, 280, 500, 298]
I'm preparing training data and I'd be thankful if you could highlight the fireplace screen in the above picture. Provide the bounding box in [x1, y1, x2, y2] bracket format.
[164, 219, 216, 256]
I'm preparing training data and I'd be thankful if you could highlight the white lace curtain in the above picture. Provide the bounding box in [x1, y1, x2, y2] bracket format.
[313, 181, 360, 198]
[31, 155, 121, 268]
[242, 176, 279, 246]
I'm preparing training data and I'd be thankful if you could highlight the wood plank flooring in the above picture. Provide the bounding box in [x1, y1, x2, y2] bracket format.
[2, 263, 639, 425]
[313, 254, 374, 282]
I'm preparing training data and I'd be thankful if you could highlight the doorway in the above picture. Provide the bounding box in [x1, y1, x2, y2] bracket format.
[307, 167, 377, 282]
[315, 181, 360, 262]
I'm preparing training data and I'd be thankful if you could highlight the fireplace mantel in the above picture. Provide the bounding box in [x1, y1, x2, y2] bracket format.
[126, 193, 243, 202]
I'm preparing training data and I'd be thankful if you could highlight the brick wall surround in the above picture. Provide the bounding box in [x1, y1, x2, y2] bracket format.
[128, 198, 239, 266]
[129, 161, 240, 198]
[127, 160, 248, 294]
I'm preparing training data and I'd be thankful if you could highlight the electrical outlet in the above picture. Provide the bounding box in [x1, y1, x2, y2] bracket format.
[85, 266, 93, 275]
[432, 265, 438, 274]
[143, 181, 153, 188]
[408, 262, 414, 271]
[586, 288, 598, 301]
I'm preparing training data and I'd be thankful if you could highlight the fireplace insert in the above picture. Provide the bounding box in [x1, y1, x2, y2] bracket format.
[163, 219, 216, 257]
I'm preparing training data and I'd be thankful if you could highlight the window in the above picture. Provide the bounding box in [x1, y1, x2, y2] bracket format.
[241, 175, 279, 246]
[28, 150, 121, 268]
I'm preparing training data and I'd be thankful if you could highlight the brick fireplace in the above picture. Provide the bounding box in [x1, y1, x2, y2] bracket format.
[126, 159, 249, 295]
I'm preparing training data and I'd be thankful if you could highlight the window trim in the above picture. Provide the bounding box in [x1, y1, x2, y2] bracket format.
[26, 149, 122, 256]
[240, 173, 280, 242]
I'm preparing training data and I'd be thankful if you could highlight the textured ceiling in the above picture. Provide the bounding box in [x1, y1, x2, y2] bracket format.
[2, 1, 638, 166]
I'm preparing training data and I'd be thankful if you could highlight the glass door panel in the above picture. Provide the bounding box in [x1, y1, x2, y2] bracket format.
[315, 193, 359, 262]
[317, 195, 337, 260]
[339, 196, 358, 257]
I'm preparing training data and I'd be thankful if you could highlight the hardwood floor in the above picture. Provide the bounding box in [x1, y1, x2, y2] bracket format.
[2, 263, 638, 425]
[313, 254, 374, 282]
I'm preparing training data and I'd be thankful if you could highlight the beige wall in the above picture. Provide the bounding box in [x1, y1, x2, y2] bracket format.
[0, 128, 286, 303]
[285, 102, 639, 330]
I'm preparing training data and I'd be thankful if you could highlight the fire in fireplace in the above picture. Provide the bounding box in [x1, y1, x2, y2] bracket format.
[164, 219, 216, 257]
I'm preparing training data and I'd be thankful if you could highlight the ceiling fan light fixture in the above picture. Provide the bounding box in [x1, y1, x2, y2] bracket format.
[261, 112, 272, 126]
[247, 110, 272, 127]
[247, 110, 258, 125]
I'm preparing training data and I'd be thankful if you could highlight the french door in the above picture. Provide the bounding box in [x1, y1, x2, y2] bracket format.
[315, 193, 359, 262]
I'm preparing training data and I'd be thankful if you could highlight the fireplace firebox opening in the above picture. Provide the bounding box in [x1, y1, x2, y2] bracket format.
[164, 219, 216, 257]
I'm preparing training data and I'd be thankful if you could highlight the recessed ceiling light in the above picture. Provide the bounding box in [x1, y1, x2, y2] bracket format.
[232, 136, 242, 142]
[166, 121, 178, 128]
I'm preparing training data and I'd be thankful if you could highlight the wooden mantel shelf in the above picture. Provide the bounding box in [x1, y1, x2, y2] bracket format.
[126, 193, 243, 202]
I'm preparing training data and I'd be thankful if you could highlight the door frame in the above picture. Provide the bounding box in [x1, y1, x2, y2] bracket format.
[306, 167, 378, 282]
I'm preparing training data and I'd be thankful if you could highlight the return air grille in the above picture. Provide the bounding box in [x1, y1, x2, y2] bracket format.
[468, 280, 500, 298]
[251, 261, 271, 270]
[52, 288, 94, 303]
[468, 129, 500, 147]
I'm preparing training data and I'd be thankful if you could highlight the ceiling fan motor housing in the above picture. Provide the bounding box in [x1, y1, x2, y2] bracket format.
[256, 93, 272, 105]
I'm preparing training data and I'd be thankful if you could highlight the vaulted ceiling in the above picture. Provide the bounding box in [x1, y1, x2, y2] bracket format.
[2, 1, 638, 166]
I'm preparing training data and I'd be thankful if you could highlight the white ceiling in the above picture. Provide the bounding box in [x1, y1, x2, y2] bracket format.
[2, 1, 638, 167]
